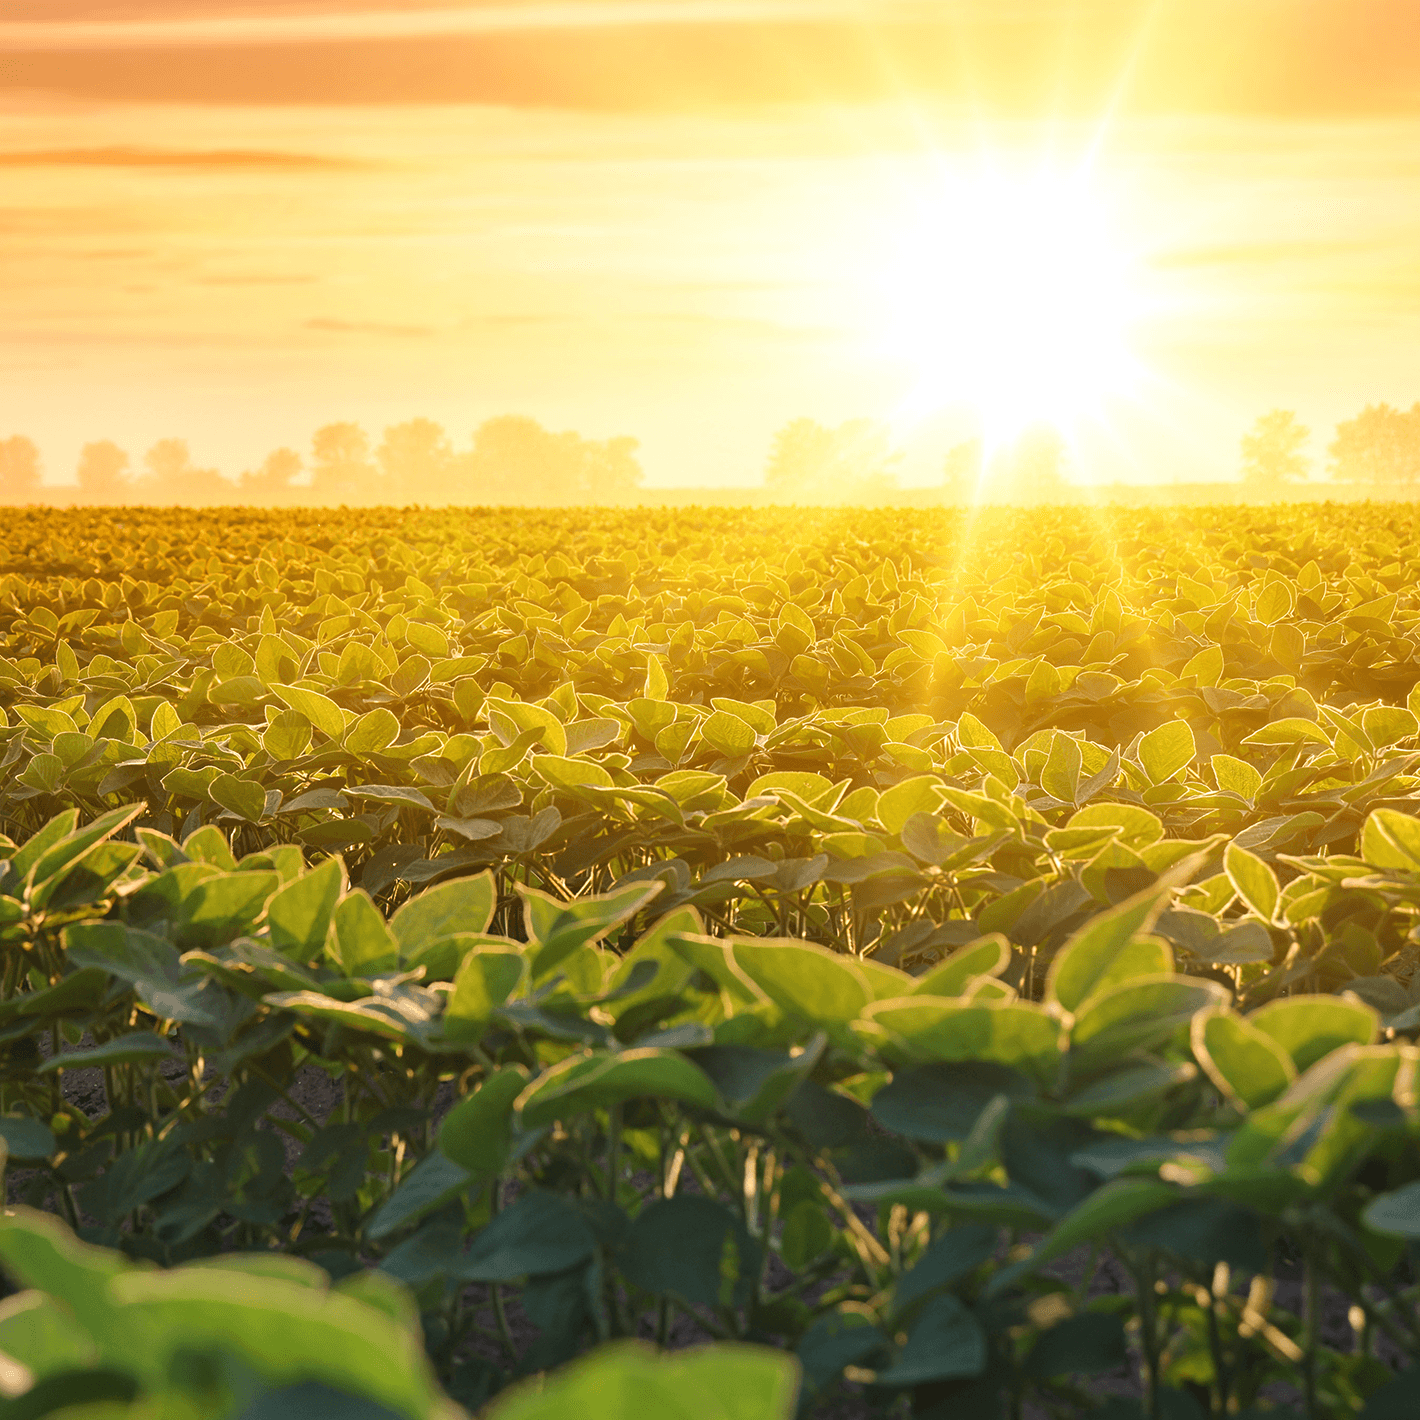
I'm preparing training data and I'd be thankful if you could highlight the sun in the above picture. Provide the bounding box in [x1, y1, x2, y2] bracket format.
[860, 162, 1146, 446]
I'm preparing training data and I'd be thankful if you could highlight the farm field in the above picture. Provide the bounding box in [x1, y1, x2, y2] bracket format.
[3, 500, 1420, 1419]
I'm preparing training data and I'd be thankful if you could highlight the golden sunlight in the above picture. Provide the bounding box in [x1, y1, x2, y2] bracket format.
[861, 163, 1147, 446]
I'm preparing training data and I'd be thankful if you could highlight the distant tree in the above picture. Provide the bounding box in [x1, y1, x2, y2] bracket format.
[1005, 426, 1068, 500]
[580, 434, 644, 500]
[378, 419, 454, 503]
[0, 436, 42, 502]
[1241, 410, 1310, 487]
[76, 440, 130, 503]
[462, 417, 644, 504]
[239, 447, 302, 503]
[138, 438, 231, 504]
[764, 418, 900, 501]
[143, 438, 193, 485]
[943, 439, 983, 502]
[1329, 402, 1420, 485]
[310, 422, 375, 502]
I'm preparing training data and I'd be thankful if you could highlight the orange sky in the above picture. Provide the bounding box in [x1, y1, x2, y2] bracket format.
[3, 0, 1420, 489]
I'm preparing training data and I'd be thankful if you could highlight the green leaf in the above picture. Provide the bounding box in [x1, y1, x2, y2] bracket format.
[0, 1207, 133, 1342]
[367, 1152, 476, 1243]
[516, 1048, 719, 1130]
[267, 856, 347, 962]
[1241, 717, 1331, 748]
[1002, 1177, 1180, 1282]
[531, 754, 615, 791]
[1358, 1364, 1420, 1420]
[1040, 732, 1082, 805]
[389, 873, 496, 957]
[1191, 1009, 1295, 1109]
[270, 684, 348, 741]
[1045, 870, 1187, 1013]
[873, 1293, 987, 1387]
[1069, 978, 1229, 1071]
[39, 1032, 173, 1072]
[263, 709, 312, 761]
[891, 1224, 998, 1317]
[700, 710, 758, 757]
[619, 1195, 761, 1311]
[870, 1062, 1032, 1142]
[1254, 580, 1294, 625]
[688, 1034, 826, 1124]
[1224, 841, 1279, 921]
[746, 771, 836, 802]
[862, 1000, 1065, 1088]
[486, 1340, 799, 1420]
[0, 1116, 57, 1160]
[175, 870, 281, 950]
[327, 890, 399, 976]
[438, 1066, 531, 1179]
[1212, 753, 1262, 802]
[26, 803, 144, 894]
[1362, 1181, 1420, 1240]
[797, 1311, 887, 1394]
[442, 946, 527, 1043]
[1248, 995, 1377, 1073]
[457, 1189, 596, 1282]
[1363, 705, 1419, 749]
[876, 776, 945, 835]
[731, 939, 871, 1025]
[520, 880, 662, 981]
[484, 696, 567, 757]
[345, 707, 401, 755]
[6, 810, 80, 886]
[1066, 803, 1164, 849]
[182, 825, 237, 870]
[1023, 1312, 1129, 1380]
[209, 773, 268, 824]
[911, 936, 1012, 997]
[1362, 808, 1420, 873]
[345, 785, 436, 813]
[1137, 721, 1195, 785]
[110, 1262, 443, 1416]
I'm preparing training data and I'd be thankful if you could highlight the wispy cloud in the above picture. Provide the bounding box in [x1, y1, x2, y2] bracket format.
[4, 2, 1417, 117]
[5, 2, 863, 50]
[305, 317, 436, 337]
[0, 146, 368, 169]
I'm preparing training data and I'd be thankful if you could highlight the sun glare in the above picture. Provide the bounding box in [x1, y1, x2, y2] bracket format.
[861, 164, 1146, 446]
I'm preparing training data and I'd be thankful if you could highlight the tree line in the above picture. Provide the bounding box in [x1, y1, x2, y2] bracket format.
[2, 401, 1416, 505]
[0, 416, 644, 507]
[1241, 403, 1420, 487]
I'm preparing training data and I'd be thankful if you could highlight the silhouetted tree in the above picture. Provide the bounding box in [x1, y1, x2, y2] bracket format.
[1001, 426, 1069, 501]
[579, 434, 643, 501]
[462, 417, 643, 504]
[76, 440, 130, 503]
[0, 436, 41, 502]
[1241, 410, 1309, 488]
[763, 418, 900, 501]
[310, 422, 375, 503]
[239, 447, 302, 503]
[138, 438, 231, 504]
[943, 439, 983, 502]
[379, 419, 453, 503]
[1329, 402, 1420, 485]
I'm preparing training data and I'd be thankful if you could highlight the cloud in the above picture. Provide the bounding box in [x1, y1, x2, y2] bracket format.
[3, 3, 1419, 117]
[6, 2, 860, 49]
[305, 317, 436, 336]
[0, 146, 368, 169]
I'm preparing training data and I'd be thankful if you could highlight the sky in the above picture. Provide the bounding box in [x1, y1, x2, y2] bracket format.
[3, 0, 1420, 490]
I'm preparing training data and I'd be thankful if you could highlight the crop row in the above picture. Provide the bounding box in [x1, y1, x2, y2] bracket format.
[2, 502, 1420, 1417]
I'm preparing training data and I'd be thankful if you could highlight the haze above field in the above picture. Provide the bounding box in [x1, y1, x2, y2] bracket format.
[4, 1, 1419, 491]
